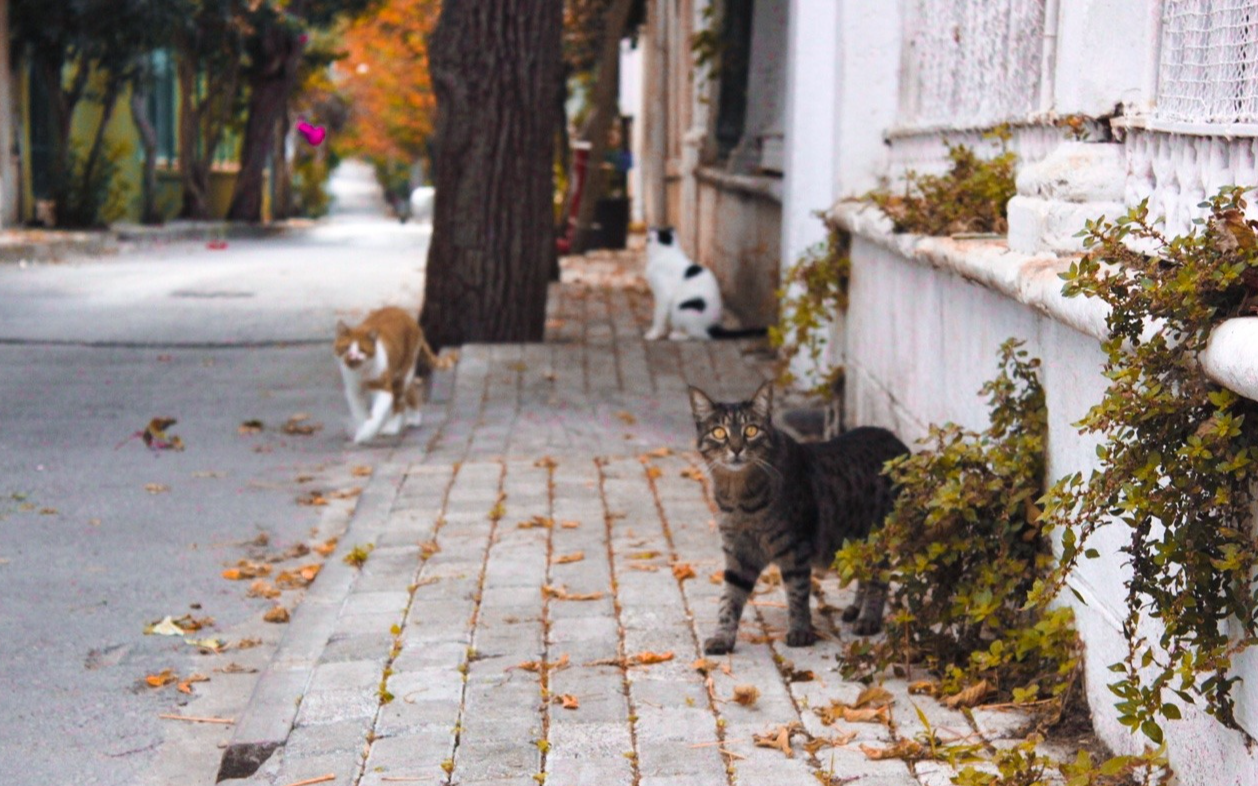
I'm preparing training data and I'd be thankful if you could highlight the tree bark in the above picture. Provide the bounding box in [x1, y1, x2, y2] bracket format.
[570, 0, 634, 253]
[130, 85, 161, 224]
[227, 22, 303, 222]
[420, 0, 563, 351]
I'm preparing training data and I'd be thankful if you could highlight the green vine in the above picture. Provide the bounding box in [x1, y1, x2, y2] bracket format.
[689, 4, 724, 90]
[769, 223, 850, 398]
[836, 340, 1080, 708]
[1041, 187, 1258, 742]
[867, 127, 1016, 236]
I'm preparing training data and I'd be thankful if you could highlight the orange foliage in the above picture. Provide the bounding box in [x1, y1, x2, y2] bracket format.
[338, 0, 440, 162]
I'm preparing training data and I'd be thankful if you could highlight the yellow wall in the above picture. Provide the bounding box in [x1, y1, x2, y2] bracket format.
[20, 60, 246, 225]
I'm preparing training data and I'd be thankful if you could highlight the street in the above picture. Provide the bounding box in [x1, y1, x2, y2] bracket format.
[0, 161, 427, 785]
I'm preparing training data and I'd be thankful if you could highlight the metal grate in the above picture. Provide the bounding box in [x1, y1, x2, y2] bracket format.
[899, 0, 1046, 130]
[1157, 0, 1258, 125]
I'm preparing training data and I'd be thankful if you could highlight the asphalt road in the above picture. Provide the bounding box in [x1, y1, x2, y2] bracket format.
[0, 161, 428, 785]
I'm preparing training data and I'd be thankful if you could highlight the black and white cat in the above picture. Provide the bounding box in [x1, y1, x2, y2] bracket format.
[645, 227, 760, 341]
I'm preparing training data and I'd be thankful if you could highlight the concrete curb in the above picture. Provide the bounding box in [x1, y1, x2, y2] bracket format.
[0, 220, 306, 264]
[215, 456, 410, 781]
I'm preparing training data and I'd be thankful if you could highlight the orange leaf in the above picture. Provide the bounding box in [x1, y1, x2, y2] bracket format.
[671, 562, 696, 581]
[557, 693, 580, 709]
[554, 551, 585, 565]
[145, 669, 178, 688]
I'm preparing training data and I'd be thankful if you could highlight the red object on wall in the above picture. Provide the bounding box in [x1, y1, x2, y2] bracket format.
[556, 142, 591, 254]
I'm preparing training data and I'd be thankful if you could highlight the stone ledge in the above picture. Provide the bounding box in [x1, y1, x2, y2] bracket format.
[829, 200, 1258, 404]
[695, 165, 783, 203]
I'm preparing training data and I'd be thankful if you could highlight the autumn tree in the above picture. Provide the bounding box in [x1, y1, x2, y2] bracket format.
[337, 0, 439, 201]
[227, 0, 376, 222]
[420, 1, 563, 349]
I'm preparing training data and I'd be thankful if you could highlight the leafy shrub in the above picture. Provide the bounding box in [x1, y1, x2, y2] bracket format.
[1043, 187, 1258, 740]
[292, 151, 332, 218]
[835, 340, 1080, 708]
[770, 223, 849, 398]
[867, 127, 1016, 236]
[58, 142, 133, 228]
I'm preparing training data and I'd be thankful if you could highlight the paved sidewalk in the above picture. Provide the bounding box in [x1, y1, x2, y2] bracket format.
[221, 250, 1035, 786]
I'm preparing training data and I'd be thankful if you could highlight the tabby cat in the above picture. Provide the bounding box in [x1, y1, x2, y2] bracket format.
[689, 381, 908, 653]
[334, 306, 440, 444]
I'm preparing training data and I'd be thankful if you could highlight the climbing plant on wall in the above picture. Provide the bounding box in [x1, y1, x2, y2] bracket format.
[1042, 187, 1258, 742]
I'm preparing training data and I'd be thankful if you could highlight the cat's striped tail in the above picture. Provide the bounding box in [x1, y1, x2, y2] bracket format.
[417, 338, 456, 374]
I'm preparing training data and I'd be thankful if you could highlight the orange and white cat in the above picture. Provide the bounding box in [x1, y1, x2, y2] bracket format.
[334, 307, 439, 444]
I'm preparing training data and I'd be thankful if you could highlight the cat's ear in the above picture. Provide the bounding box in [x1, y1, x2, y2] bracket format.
[750, 380, 774, 420]
[688, 386, 716, 422]
[335, 320, 350, 337]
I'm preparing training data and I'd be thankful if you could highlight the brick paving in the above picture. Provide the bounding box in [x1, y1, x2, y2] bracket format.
[227, 248, 1035, 786]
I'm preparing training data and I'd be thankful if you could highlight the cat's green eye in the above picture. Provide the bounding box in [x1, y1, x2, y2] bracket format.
[711, 427, 727, 440]
[744, 425, 759, 438]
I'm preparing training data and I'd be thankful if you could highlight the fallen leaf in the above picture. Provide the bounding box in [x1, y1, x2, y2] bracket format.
[709, 571, 724, 585]
[556, 693, 580, 710]
[942, 680, 991, 709]
[908, 680, 939, 696]
[671, 562, 696, 581]
[281, 414, 322, 436]
[328, 487, 361, 500]
[753, 723, 802, 758]
[692, 658, 718, 674]
[39, 507, 58, 515]
[177, 673, 210, 694]
[215, 662, 258, 674]
[732, 684, 761, 706]
[235, 637, 261, 649]
[542, 584, 604, 601]
[630, 651, 674, 665]
[237, 420, 264, 435]
[645, 466, 662, 480]
[627, 564, 659, 572]
[145, 614, 214, 635]
[144, 616, 187, 636]
[841, 706, 890, 724]
[144, 668, 179, 688]
[629, 551, 660, 560]
[420, 541, 440, 558]
[511, 653, 571, 673]
[854, 685, 894, 709]
[534, 456, 558, 469]
[560, 520, 580, 529]
[313, 538, 338, 557]
[645, 447, 672, 458]
[860, 740, 926, 761]
[184, 637, 227, 653]
[802, 730, 857, 754]
[131, 417, 185, 451]
[297, 491, 329, 507]
[681, 467, 705, 481]
[786, 667, 815, 683]
[222, 561, 271, 580]
[554, 551, 585, 564]
[350, 465, 373, 477]
[518, 515, 554, 529]
[263, 606, 290, 623]
[615, 411, 637, 425]
[144, 483, 170, 495]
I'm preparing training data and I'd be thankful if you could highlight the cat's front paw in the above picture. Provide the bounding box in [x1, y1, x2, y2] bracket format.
[644, 328, 664, 341]
[786, 628, 818, 648]
[353, 424, 379, 444]
[703, 634, 736, 655]
[853, 618, 884, 636]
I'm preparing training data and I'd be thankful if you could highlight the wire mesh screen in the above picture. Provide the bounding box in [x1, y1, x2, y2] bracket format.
[1157, 0, 1258, 125]
[899, 0, 1046, 130]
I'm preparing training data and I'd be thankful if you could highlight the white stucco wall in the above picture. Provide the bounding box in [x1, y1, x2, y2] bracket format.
[837, 205, 1258, 786]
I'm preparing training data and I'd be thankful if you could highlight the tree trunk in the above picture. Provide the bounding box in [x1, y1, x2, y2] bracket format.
[272, 110, 292, 220]
[570, 0, 634, 253]
[420, 0, 563, 351]
[177, 59, 211, 219]
[227, 23, 303, 222]
[130, 85, 161, 224]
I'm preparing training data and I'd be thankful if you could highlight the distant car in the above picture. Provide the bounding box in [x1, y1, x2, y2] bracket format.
[409, 187, 435, 223]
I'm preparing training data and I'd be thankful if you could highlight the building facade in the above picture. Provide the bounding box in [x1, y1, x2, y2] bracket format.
[638, 1, 1258, 781]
